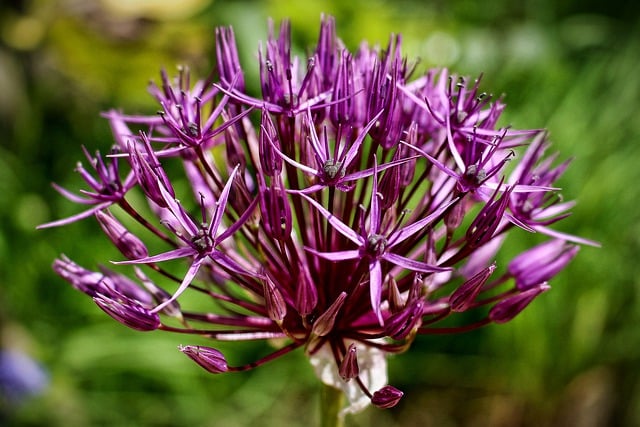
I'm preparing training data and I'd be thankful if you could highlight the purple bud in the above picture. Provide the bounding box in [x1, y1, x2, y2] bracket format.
[53, 256, 106, 297]
[408, 272, 426, 303]
[449, 262, 496, 312]
[378, 153, 402, 210]
[339, 343, 359, 381]
[263, 275, 287, 322]
[179, 345, 228, 374]
[466, 186, 512, 249]
[259, 110, 283, 176]
[366, 35, 405, 149]
[93, 292, 160, 331]
[295, 269, 318, 316]
[508, 240, 579, 290]
[329, 50, 355, 127]
[215, 26, 245, 90]
[98, 266, 154, 306]
[95, 210, 148, 260]
[223, 112, 247, 171]
[312, 292, 347, 336]
[444, 199, 466, 231]
[489, 283, 550, 324]
[259, 20, 295, 108]
[259, 176, 292, 241]
[134, 268, 182, 319]
[385, 300, 424, 340]
[127, 134, 175, 208]
[387, 276, 404, 313]
[371, 385, 404, 409]
[398, 125, 418, 186]
[315, 15, 339, 92]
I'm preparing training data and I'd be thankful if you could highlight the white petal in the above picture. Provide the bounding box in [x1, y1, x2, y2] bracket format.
[309, 341, 388, 417]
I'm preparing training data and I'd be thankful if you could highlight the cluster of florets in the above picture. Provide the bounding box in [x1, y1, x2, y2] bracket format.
[41, 16, 595, 412]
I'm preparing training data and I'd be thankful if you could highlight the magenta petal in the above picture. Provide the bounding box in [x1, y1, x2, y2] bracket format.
[369, 259, 384, 324]
[209, 165, 240, 235]
[382, 252, 450, 273]
[298, 193, 363, 245]
[152, 257, 205, 313]
[389, 197, 458, 248]
[113, 247, 195, 265]
[37, 202, 111, 229]
[305, 247, 361, 262]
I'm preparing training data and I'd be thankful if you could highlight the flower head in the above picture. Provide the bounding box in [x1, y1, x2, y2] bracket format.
[42, 16, 596, 413]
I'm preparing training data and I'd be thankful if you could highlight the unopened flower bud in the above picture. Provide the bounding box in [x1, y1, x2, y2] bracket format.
[509, 240, 579, 290]
[258, 109, 282, 176]
[95, 210, 148, 260]
[98, 266, 154, 306]
[134, 268, 182, 319]
[312, 292, 347, 336]
[387, 276, 404, 313]
[179, 345, 228, 374]
[385, 300, 424, 340]
[259, 177, 292, 241]
[449, 262, 496, 312]
[489, 283, 550, 324]
[371, 385, 404, 409]
[127, 135, 175, 208]
[295, 270, 318, 317]
[466, 187, 512, 249]
[215, 26, 245, 90]
[378, 156, 401, 210]
[329, 50, 355, 127]
[263, 275, 287, 322]
[444, 199, 465, 231]
[53, 256, 105, 296]
[223, 112, 247, 170]
[93, 292, 160, 331]
[339, 343, 359, 381]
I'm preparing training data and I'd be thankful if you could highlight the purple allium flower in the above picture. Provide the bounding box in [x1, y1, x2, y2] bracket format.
[42, 15, 598, 414]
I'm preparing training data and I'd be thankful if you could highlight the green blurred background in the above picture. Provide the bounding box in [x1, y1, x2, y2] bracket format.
[1, 0, 638, 425]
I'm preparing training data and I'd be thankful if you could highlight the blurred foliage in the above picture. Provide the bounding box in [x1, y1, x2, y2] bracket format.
[0, 0, 639, 426]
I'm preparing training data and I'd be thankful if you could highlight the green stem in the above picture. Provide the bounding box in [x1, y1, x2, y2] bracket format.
[320, 383, 344, 427]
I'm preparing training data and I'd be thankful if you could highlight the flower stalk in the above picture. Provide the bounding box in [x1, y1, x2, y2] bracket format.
[321, 383, 345, 427]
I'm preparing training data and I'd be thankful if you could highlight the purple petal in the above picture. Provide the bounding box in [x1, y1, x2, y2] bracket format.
[383, 252, 450, 273]
[369, 157, 381, 233]
[342, 109, 383, 168]
[532, 225, 601, 247]
[209, 250, 258, 277]
[311, 292, 347, 336]
[152, 256, 205, 313]
[389, 198, 458, 248]
[369, 259, 384, 324]
[269, 137, 319, 176]
[305, 247, 361, 262]
[297, 193, 363, 245]
[37, 202, 111, 229]
[209, 165, 239, 235]
[341, 155, 421, 183]
[401, 141, 459, 180]
[114, 247, 195, 265]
